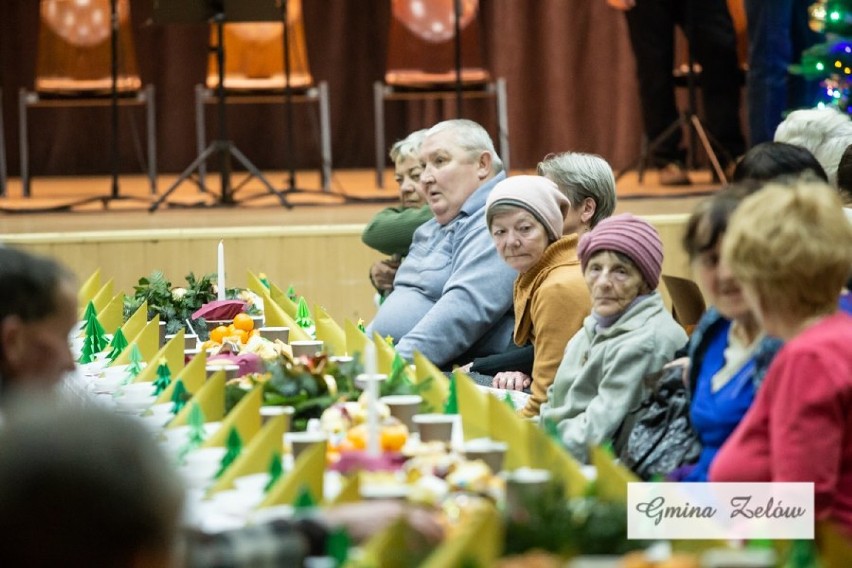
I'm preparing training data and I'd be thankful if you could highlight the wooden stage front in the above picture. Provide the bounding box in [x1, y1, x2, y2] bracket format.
[1, 168, 717, 323]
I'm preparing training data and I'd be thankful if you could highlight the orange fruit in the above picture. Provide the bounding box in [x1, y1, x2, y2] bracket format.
[234, 329, 249, 344]
[233, 313, 254, 332]
[209, 325, 229, 343]
[380, 424, 408, 452]
[346, 424, 367, 450]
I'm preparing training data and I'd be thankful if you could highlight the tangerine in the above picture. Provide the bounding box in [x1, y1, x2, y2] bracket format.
[209, 325, 229, 343]
[233, 313, 254, 332]
[380, 424, 408, 452]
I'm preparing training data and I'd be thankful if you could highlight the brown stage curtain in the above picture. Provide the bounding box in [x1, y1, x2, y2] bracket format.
[0, 0, 643, 176]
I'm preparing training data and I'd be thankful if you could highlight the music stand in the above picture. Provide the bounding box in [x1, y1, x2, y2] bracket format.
[150, 0, 291, 211]
[615, 0, 730, 185]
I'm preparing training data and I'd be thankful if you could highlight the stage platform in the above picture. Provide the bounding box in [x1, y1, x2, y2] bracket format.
[1, 168, 718, 323]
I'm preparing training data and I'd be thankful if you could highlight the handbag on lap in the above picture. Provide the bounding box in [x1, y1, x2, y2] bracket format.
[617, 365, 701, 480]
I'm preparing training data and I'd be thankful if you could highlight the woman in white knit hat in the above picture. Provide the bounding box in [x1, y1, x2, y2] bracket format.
[485, 175, 593, 417]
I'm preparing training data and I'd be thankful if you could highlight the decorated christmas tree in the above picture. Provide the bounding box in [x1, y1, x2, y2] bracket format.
[796, 1, 849, 110]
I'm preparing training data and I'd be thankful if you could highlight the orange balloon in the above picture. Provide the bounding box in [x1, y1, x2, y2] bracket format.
[392, 0, 479, 43]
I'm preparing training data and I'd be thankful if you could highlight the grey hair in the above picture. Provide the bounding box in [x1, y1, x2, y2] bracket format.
[389, 129, 427, 164]
[774, 107, 852, 187]
[425, 119, 504, 174]
[537, 152, 617, 228]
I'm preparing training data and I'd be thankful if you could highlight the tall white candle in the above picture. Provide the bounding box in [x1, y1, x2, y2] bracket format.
[217, 240, 226, 301]
[365, 342, 380, 456]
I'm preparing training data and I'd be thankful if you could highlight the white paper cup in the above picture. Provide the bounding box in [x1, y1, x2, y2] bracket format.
[412, 413, 455, 443]
[158, 321, 167, 347]
[290, 340, 324, 359]
[355, 373, 388, 390]
[205, 319, 233, 332]
[259, 326, 290, 343]
[285, 431, 327, 461]
[206, 363, 241, 381]
[463, 438, 508, 473]
[260, 405, 295, 430]
[502, 468, 553, 519]
[381, 395, 422, 432]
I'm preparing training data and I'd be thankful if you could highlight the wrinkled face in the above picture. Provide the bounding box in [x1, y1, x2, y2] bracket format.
[419, 130, 488, 225]
[691, 236, 750, 321]
[584, 251, 648, 317]
[1, 279, 78, 390]
[394, 155, 426, 208]
[490, 208, 550, 274]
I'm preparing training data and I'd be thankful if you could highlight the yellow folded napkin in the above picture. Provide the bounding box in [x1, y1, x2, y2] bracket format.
[77, 268, 101, 311]
[96, 293, 125, 335]
[208, 412, 287, 494]
[356, 518, 412, 568]
[329, 474, 361, 505]
[528, 425, 589, 499]
[344, 319, 369, 359]
[455, 371, 490, 441]
[412, 352, 450, 414]
[589, 445, 639, 504]
[269, 282, 298, 318]
[421, 505, 503, 568]
[132, 329, 186, 383]
[111, 315, 160, 367]
[314, 305, 346, 356]
[258, 288, 311, 342]
[119, 301, 148, 345]
[203, 385, 262, 448]
[373, 332, 397, 375]
[156, 351, 207, 403]
[487, 394, 533, 470]
[169, 371, 226, 428]
[258, 441, 325, 508]
[89, 278, 115, 315]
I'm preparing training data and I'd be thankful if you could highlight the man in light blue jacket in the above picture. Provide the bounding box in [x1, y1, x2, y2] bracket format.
[369, 119, 516, 369]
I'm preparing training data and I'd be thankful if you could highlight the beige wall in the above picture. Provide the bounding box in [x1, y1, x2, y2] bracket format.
[3, 215, 695, 324]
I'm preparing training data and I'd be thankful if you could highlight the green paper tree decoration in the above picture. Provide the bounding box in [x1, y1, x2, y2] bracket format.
[80, 301, 98, 331]
[152, 359, 172, 396]
[326, 528, 351, 566]
[542, 417, 560, 443]
[170, 379, 189, 415]
[178, 403, 207, 462]
[295, 297, 315, 338]
[215, 427, 243, 478]
[382, 353, 414, 397]
[127, 344, 144, 379]
[265, 451, 284, 492]
[443, 373, 458, 414]
[287, 285, 298, 302]
[293, 485, 316, 509]
[356, 319, 366, 334]
[105, 328, 128, 362]
[78, 303, 109, 363]
[259, 272, 271, 289]
[503, 391, 516, 410]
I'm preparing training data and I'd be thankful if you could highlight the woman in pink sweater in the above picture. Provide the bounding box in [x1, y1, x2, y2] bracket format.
[710, 180, 852, 535]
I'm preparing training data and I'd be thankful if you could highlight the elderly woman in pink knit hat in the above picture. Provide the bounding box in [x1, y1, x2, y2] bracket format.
[539, 213, 687, 462]
[484, 175, 593, 417]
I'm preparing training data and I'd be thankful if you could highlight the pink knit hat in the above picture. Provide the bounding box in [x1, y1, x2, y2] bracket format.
[485, 175, 570, 241]
[577, 213, 663, 288]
